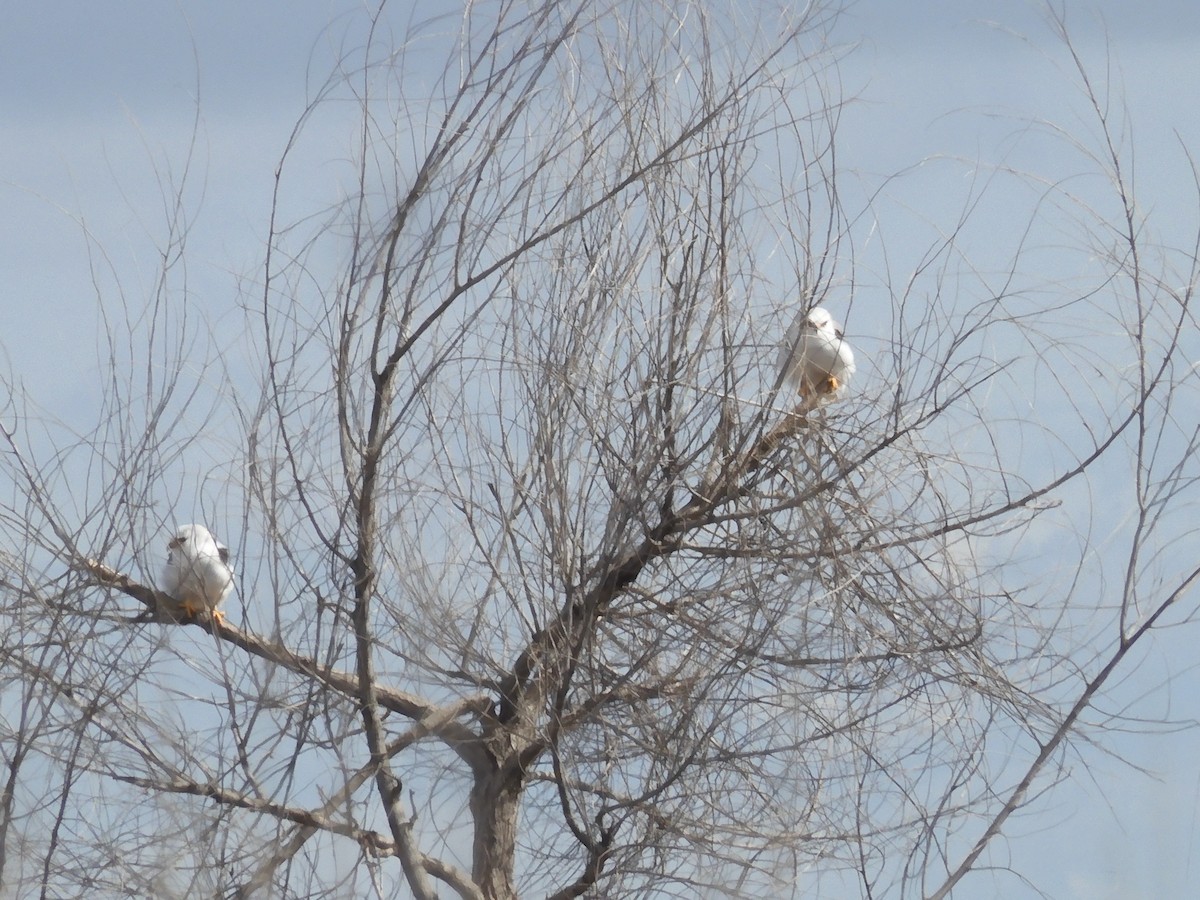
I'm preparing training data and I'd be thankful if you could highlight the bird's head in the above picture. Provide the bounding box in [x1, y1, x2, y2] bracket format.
[805, 306, 836, 332]
[168, 523, 216, 552]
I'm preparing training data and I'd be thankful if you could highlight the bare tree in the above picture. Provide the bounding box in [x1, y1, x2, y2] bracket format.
[1, 2, 1197, 897]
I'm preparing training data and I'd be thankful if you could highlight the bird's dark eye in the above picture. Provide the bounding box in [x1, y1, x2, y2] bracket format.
[218, 547, 230, 564]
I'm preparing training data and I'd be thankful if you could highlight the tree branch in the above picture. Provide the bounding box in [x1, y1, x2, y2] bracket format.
[79, 558, 490, 770]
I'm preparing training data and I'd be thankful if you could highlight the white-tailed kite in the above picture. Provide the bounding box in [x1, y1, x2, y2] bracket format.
[778, 306, 856, 401]
[163, 524, 234, 625]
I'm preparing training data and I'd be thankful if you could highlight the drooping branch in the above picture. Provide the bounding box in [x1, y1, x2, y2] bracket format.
[929, 564, 1200, 900]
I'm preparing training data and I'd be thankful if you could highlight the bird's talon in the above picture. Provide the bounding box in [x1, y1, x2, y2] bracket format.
[779, 306, 854, 402]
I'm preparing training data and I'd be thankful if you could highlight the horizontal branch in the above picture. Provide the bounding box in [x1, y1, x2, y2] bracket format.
[234, 710, 489, 899]
[113, 772, 395, 855]
[113, 772, 483, 899]
[80, 558, 490, 771]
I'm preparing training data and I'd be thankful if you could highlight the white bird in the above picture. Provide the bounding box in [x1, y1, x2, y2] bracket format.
[162, 524, 235, 625]
[778, 305, 856, 401]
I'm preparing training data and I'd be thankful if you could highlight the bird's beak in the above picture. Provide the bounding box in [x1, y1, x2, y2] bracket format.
[168, 537, 182, 549]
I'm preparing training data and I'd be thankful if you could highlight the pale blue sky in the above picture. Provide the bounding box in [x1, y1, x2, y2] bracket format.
[3, 2, 1199, 896]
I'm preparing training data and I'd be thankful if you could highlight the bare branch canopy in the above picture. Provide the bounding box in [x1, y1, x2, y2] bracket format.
[1, 2, 1198, 897]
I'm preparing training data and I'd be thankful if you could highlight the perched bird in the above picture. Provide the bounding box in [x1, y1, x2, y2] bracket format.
[778, 306, 856, 401]
[162, 524, 235, 625]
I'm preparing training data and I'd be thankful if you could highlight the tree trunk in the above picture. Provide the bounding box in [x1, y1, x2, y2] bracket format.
[470, 769, 523, 900]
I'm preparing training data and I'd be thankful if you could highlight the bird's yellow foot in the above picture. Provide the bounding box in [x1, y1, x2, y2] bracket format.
[824, 375, 840, 394]
[211, 609, 227, 627]
[181, 600, 201, 618]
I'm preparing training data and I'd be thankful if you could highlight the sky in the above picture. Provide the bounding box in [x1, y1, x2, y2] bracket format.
[829, 5, 1200, 897]
[3, 1, 1200, 897]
